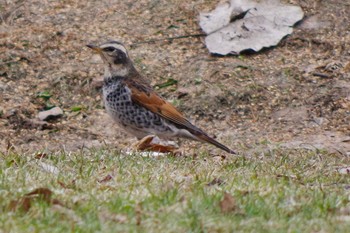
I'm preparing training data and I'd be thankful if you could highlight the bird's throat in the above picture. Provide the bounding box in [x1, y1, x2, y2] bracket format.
[104, 64, 130, 78]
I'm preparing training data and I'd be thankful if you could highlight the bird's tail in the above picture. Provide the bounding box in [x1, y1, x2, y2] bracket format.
[195, 133, 236, 154]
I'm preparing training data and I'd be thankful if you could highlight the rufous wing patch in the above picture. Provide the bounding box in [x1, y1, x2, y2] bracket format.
[130, 87, 197, 131]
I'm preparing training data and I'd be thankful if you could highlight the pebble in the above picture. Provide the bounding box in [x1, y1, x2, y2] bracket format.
[38, 107, 63, 121]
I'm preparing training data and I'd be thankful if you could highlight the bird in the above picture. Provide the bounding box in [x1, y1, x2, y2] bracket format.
[87, 41, 235, 154]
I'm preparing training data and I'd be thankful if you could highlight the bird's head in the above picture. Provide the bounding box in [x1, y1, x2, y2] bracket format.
[87, 41, 132, 77]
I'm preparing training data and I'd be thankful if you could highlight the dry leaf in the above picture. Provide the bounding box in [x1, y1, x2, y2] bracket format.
[58, 180, 69, 189]
[8, 187, 64, 212]
[8, 196, 32, 212]
[219, 192, 236, 213]
[98, 174, 113, 183]
[58, 179, 76, 189]
[135, 135, 177, 153]
[200, 0, 304, 55]
[9, 188, 52, 212]
[35, 153, 48, 159]
[26, 187, 53, 201]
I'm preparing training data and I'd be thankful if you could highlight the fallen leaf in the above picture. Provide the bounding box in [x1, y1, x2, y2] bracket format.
[154, 78, 178, 89]
[57, 180, 76, 189]
[98, 174, 113, 183]
[58, 180, 68, 189]
[35, 153, 48, 159]
[8, 196, 32, 212]
[8, 187, 58, 212]
[135, 135, 177, 153]
[26, 187, 52, 201]
[70, 105, 85, 112]
[200, 0, 304, 55]
[142, 144, 177, 153]
[219, 192, 236, 213]
[36, 91, 52, 101]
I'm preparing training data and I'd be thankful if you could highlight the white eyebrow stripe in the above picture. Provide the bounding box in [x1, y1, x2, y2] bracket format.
[100, 43, 128, 56]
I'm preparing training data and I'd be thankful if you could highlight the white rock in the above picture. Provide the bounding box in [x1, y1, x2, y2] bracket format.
[38, 107, 63, 121]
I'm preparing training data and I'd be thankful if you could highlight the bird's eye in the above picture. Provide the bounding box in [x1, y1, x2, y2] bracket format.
[103, 47, 115, 52]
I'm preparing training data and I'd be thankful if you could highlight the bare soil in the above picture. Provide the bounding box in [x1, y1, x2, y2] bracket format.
[0, 0, 349, 155]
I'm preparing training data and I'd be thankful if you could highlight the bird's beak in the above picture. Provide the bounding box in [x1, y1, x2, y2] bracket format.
[86, 44, 102, 53]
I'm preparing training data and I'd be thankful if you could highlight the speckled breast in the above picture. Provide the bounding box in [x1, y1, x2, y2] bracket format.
[102, 76, 172, 136]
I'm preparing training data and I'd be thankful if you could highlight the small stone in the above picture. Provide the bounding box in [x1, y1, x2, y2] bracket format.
[38, 107, 63, 121]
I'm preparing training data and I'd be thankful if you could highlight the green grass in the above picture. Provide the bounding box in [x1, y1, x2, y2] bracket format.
[1, 148, 350, 232]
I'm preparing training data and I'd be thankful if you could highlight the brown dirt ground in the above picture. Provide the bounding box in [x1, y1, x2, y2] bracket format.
[0, 0, 349, 155]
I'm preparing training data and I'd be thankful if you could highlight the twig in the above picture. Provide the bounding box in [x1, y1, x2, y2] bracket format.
[132, 33, 206, 45]
[312, 72, 331, 78]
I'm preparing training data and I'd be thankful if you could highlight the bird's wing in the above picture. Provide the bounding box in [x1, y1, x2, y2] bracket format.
[130, 85, 200, 132]
[124, 77, 200, 133]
